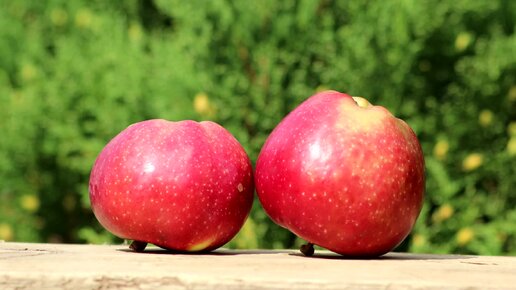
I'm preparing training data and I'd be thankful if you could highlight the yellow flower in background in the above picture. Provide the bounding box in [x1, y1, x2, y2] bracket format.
[193, 92, 216, 117]
[462, 153, 483, 172]
[456, 228, 474, 246]
[507, 137, 516, 156]
[128, 23, 143, 43]
[0, 223, 13, 241]
[508, 122, 516, 137]
[433, 140, 449, 160]
[455, 32, 473, 52]
[75, 9, 93, 28]
[432, 204, 454, 223]
[194, 92, 209, 114]
[411, 233, 426, 248]
[20, 194, 40, 213]
[478, 109, 493, 127]
[20, 63, 38, 82]
[51, 8, 68, 26]
[508, 86, 516, 102]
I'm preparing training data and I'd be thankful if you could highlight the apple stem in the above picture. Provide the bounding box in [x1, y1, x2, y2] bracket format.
[129, 240, 148, 252]
[300, 242, 315, 257]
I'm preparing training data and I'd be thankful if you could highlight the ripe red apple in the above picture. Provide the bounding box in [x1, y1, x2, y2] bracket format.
[255, 91, 425, 257]
[89, 119, 254, 252]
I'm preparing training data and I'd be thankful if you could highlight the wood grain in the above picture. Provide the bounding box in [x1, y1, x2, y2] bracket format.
[1, 242, 515, 289]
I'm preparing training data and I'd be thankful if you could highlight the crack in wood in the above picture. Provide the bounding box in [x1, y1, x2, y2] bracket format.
[0, 247, 55, 260]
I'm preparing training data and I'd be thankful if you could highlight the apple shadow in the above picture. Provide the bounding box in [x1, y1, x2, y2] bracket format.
[288, 251, 473, 260]
[117, 247, 294, 256]
[116, 246, 472, 260]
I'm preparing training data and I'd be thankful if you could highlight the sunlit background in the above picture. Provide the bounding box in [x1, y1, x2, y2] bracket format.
[0, 0, 515, 255]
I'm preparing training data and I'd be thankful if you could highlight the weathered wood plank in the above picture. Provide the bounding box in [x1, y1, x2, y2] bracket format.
[1, 242, 515, 289]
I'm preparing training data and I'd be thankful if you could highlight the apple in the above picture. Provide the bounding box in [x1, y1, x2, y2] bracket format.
[255, 91, 425, 257]
[89, 119, 254, 252]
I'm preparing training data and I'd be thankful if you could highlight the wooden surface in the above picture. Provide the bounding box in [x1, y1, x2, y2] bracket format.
[1, 242, 516, 289]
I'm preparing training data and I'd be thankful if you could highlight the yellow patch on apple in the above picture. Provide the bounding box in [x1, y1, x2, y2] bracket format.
[336, 96, 388, 132]
[187, 237, 216, 252]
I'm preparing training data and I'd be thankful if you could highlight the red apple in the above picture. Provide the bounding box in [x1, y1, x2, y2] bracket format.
[89, 119, 254, 252]
[255, 91, 425, 257]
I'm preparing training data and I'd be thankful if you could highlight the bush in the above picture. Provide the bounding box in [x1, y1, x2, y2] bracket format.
[0, 0, 514, 255]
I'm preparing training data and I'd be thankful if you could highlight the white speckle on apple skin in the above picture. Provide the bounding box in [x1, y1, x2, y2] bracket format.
[89, 119, 254, 252]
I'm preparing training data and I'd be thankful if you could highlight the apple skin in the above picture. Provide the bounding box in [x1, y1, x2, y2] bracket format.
[255, 91, 425, 257]
[89, 119, 254, 252]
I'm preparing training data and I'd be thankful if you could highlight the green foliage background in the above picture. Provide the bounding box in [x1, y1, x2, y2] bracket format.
[0, 0, 515, 255]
